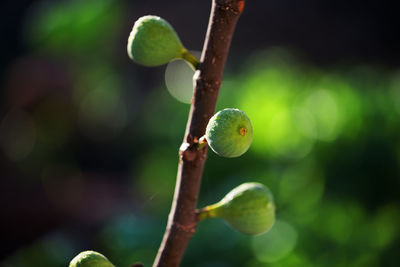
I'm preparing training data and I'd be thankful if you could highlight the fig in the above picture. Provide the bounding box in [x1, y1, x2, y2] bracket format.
[127, 15, 198, 68]
[69, 251, 115, 267]
[199, 182, 275, 235]
[205, 108, 253, 158]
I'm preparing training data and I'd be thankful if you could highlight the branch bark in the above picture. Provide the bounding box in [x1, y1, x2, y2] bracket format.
[152, 1, 244, 266]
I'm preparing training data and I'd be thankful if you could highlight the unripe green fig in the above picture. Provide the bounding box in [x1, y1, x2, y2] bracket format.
[69, 251, 115, 267]
[205, 108, 253, 158]
[199, 182, 275, 235]
[127, 15, 198, 68]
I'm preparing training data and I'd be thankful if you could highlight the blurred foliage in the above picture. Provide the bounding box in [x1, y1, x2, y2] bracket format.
[1, 0, 400, 266]
[24, 0, 121, 55]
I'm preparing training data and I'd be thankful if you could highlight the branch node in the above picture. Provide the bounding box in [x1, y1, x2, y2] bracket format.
[179, 143, 197, 162]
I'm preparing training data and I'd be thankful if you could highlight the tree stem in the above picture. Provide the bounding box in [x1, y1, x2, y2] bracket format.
[181, 49, 200, 70]
[152, 1, 244, 266]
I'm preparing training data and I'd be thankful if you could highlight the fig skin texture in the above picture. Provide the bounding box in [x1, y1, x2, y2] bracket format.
[69, 251, 115, 267]
[206, 108, 253, 158]
[202, 182, 275, 235]
[127, 15, 185, 67]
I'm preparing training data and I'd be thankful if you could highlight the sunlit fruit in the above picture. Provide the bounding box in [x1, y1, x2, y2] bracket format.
[205, 108, 253, 157]
[199, 182, 275, 235]
[69, 251, 114, 267]
[127, 15, 187, 67]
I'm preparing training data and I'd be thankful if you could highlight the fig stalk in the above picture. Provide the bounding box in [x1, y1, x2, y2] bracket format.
[181, 49, 200, 70]
[152, 0, 245, 266]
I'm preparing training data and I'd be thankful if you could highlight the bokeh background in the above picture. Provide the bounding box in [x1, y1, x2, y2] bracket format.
[1, 0, 400, 266]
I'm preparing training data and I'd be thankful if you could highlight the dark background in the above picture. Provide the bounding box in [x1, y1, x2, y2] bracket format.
[2, 0, 400, 69]
[1, 0, 399, 266]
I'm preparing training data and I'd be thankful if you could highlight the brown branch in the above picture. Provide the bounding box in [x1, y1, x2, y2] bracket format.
[152, 1, 244, 266]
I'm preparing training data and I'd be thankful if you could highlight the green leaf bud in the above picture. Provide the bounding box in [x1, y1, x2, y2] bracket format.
[205, 108, 253, 158]
[69, 251, 115, 267]
[127, 15, 197, 67]
[199, 182, 275, 235]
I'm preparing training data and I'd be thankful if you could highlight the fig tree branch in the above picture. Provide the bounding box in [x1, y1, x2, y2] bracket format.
[152, 0, 244, 266]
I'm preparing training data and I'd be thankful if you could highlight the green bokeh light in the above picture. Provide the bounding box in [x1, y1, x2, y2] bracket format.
[252, 220, 298, 263]
[24, 0, 122, 54]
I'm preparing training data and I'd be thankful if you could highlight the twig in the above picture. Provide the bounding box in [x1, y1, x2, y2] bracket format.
[152, 1, 244, 266]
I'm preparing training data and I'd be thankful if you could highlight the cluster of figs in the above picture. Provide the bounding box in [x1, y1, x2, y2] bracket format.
[70, 15, 276, 267]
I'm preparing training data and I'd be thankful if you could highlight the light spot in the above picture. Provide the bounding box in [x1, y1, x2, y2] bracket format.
[165, 50, 201, 104]
[252, 220, 298, 263]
